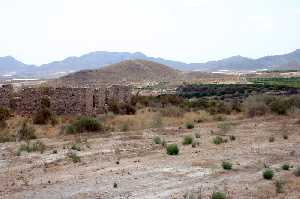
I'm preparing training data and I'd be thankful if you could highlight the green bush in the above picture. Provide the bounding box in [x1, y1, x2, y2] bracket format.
[17, 121, 36, 141]
[153, 136, 162, 144]
[166, 144, 179, 155]
[270, 98, 289, 115]
[71, 143, 81, 151]
[222, 161, 232, 170]
[68, 117, 103, 134]
[185, 122, 194, 129]
[211, 191, 227, 199]
[263, 169, 274, 180]
[67, 151, 81, 163]
[182, 135, 194, 145]
[293, 167, 300, 177]
[17, 141, 45, 155]
[213, 136, 225, 145]
[65, 125, 76, 134]
[281, 164, 290, 170]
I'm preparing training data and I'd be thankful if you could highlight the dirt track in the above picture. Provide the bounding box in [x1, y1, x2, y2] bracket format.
[1, 116, 300, 199]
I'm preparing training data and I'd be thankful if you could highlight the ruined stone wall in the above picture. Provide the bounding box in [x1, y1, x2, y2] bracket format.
[0, 84, 132, 116]
[0, 85, 13, 108]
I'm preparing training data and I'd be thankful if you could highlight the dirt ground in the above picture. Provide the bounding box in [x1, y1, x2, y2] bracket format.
[0, 115, 300, 199]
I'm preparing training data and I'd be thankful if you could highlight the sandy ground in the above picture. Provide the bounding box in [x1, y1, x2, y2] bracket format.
[1, 116, 300, 199]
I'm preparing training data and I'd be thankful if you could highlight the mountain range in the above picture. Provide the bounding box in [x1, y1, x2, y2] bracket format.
[1, 49, 300, 79]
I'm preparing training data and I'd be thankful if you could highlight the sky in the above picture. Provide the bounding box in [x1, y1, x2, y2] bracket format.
[0, 0, 300, 65]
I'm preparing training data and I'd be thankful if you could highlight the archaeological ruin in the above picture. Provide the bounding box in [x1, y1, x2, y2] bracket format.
[0, 84, 132, 116]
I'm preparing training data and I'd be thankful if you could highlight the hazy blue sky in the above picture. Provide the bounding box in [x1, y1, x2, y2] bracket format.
[0, 0, 300, 65]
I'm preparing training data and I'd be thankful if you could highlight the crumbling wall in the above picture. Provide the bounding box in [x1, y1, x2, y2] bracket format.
[0, 84, 132, 116]
[0, 85, 13, 108]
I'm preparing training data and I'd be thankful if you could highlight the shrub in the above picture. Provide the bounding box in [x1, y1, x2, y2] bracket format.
[269, 136, 275, 142]
[263, 169, 274, 180]
[229, 135, 236, 141]
[160, 106, 184, 118]
[283, 134, 288, 140]
[293, 167, 300, 177]
[0, 130, 15, 143]
[33, 108, 56, 125]
[161, 139, 167, 148]
[185, 122, 194, 129]
[195, 132, 201, 138]
[17, 121, 36, 141]
[151, 113, 163, 128]
[67, 151, 81, 163]
[222, 161, 232, 170]
[281, 164, 290, 170]
[182, 135, 194, 145]
[0, 107, 10, 121]
[213, 136, 225, 145]
[217, 122, 231, 134]
[17, 141, 45, 155]
[243, 95, 269, 117]
[270, 98, 289, 115]
[120, 122, 129, 132]
[275, 179, 285, 193]
[65, 125, 76, 134]
[70, 117, 103, 133]
[166, 144, 179, 155]
[71, 143, 81, 151]
[211, 191, 227, 199]
[153, 136, 162, 144]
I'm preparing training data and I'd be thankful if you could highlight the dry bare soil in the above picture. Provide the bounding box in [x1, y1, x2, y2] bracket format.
[1, 115, 300, 199]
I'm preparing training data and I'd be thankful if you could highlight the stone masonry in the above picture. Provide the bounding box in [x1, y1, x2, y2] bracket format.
[0, 84, 132, 116]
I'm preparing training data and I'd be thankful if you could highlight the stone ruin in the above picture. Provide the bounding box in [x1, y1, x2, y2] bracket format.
[0, 84, 132, 116]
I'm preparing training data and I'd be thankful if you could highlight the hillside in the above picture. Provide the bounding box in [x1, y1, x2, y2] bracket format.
[1, 49, 300, 78]
[53, 60, 183, 86]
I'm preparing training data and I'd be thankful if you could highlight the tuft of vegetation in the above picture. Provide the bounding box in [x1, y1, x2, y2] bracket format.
[283, 134, 288, 140]
[17, 121, 36, 141]
[67, 151, 81, 163]
[71, 143, 81, 151]
[66, 117, 103, 134]
[0, 107, 10, 122]
[153, 136, 162, 144]
[17, 141, 45, 155]
[151, 113, 163, 128]
[281, 164, 290, 171]
[161, 139, 167, 148]
[263, 169, 274, 180]
[213, 136, 226, 145]
[166, 144, 179, 155]
[269, 136, 275, 143]
[217, 122, 231, 134]
[229, 135, 236, 141]
[33, 97, 57, 125]
[293, 167, 300, 177]
[159, 106, 184, 118]
[211, 191, 227, 199]
[182, 135, 194, 145]
[120, 122, 129, 132]
[275, 179, 285, 193]
[185, 122, 194, 129]
[222, 161, 232, 170]
[194, 132, 201, 138]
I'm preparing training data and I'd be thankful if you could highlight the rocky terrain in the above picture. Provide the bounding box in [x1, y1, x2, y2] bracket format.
[1, 115, 300, 199]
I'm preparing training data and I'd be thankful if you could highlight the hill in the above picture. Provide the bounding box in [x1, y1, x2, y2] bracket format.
[1, 49, 300, 78]
[53, 60, 183, 87]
